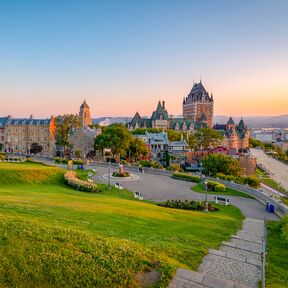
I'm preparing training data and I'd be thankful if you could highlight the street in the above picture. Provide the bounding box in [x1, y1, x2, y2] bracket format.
[251, 148, 288, 191]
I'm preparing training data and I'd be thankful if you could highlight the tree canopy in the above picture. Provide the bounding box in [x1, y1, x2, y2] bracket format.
[202, 154, 243, 176]
[55, 114, 81, 156]
[192, 128, 223, 151]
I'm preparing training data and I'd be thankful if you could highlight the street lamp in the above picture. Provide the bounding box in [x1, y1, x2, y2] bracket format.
[204, 180, 209, 212]
[108, 160, 111, 190]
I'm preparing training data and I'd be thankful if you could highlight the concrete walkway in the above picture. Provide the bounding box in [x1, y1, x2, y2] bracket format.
[168, 218, 264, 288]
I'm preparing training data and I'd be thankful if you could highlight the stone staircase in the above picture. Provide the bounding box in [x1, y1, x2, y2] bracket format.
[168, 218, 264, 288]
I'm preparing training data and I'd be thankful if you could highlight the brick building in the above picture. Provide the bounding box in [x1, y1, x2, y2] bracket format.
[183, 81, 214, 128]
[214, 117, 249, 152]
[0, 115, 56, 155]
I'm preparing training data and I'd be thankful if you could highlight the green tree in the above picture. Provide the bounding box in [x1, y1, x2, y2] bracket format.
[55, 114, 81, 157]
[126, 138, 148, 162]
[167, 129, 183, 141]
[132, 128, 160, 135]
[94, 124, 133, 161]
[249, 138, 264, 148]
[194, 128, 223, 150]
[202, 154, 243, 176]
[30, 143, 43, 154]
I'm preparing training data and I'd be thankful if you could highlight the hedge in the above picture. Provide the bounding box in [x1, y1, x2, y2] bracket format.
[172, 172, 201, 183]
[206, 180, 226, 192]
[64, 171, 99, 192]
[216, 173, 260, 188]
[53, 157, 84, 165]
[158, 199, 219, 212]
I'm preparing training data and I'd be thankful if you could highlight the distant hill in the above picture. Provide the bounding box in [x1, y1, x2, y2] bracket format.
[93, 115, 288, 128]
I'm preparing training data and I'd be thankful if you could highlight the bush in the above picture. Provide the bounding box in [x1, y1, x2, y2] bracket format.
[206, 181, 226, 192]
[139, 160, 163, 169]
[158, 199, 219, 212]
[64, 171, 98, 192]
[53, 158, 84, 165]
[243, 176, 260, 188]
[172, 172, 201, 183]
[216, 173, 260, 188]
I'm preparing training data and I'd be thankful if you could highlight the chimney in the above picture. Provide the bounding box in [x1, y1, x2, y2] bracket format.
[162, 101, 165, 109]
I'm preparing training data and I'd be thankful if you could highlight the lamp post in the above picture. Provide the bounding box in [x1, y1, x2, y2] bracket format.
[108, 160, 111, 189]
[204, 180, 209, 212]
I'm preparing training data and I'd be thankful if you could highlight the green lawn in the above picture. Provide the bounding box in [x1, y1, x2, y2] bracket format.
[0, 162, 244, 287]
[256, 169, 288, 195]
[266, 217, 288, 288]
[191, 183, 255, 199]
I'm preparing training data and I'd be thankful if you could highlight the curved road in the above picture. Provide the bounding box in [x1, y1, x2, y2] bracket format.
[93, 166, 279, 221]
[252, 148, 288, 191]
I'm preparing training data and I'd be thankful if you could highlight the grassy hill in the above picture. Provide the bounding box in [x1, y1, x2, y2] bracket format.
[0, 162, 243, 287]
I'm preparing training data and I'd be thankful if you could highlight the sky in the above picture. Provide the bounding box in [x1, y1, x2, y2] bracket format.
[0, 0, 288, 118]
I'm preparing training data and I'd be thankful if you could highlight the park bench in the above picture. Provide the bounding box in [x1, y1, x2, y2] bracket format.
[214, 196, 229, 206]
[134, 191, 144, 200]
[115, 183, 123, 190]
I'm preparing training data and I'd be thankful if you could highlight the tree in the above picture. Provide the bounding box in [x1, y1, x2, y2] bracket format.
[126, 138, 148, 162]
[94, 124, 133, 161]
[30, 143, 43, 154]
[194, 128, 223, 150]
[167, 129, 183, 141]
[132, 128, 160, 135]
[0, 143, 3, 151]
[55, 114, 81, 157]
[202, 154, 243, 176]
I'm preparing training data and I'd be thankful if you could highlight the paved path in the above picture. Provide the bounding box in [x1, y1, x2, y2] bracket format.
[93, 166, 279, 221]
[252, 148, 288, 191]
[168, 218, 264, 288]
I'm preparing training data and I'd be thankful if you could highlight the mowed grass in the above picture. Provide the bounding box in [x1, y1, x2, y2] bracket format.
[266, 218, 288, 288]
[191, 183, 254, 199]
[0, 162, 244, 287]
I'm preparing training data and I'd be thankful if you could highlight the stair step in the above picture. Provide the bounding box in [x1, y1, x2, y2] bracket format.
[167, 268, 254, 288]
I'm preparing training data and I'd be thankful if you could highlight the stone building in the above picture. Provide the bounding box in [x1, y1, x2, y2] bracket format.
[128, 101, 207, 132]
[183, 81, 214, 128]
[214, 117, 249, 152]
[0, 115, 56, 155]
[79, 100, 92, 127]
[68, 126, 101, 158]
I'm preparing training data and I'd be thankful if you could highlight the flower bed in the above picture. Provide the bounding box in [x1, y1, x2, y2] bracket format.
[64, 171, 98, 192]
[158, 200, 219, 212]
[112, 171, 130, 177]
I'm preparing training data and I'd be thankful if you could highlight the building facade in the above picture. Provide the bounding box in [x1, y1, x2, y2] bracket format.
[68, 126, 101, 158]
[214, 117, 249, 151]
[0, 115, 56, 155]
[79, 100, 92, 127]
[183, 81, 214, 128]
[128, 101, 207, 132]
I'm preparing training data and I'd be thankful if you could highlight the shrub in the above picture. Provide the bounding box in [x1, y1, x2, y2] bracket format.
[172, 172, 201, 183]
[215, 173, 260, 188]
[243, 176, 260, 188]
[139, 160, 163, 169]
[206, 181, 226, 192]
[64, 171, 98, 192]
[158, 199, 219, 212]
[53, 158, 84, 165]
